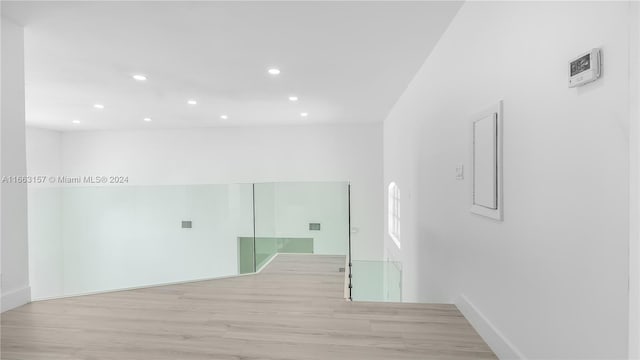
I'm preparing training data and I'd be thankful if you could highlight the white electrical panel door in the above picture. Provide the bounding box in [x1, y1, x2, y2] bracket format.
[473, 114, 497, 209]
[470, 101, 503, 221]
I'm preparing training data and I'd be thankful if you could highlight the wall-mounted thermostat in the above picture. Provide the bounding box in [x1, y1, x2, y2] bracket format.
[568, 48, 601, 88]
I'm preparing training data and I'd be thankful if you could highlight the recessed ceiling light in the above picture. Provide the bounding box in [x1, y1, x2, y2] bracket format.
[300, 112, 308, 117]
[143, 117, 152, 122]
[268, 68, 281, 75]
[132, 74, 147, 81]
[220, 115, 228, 120]
[93, 104, 104, 109]
[288, 96, 299, 102]
[187, 99, 197, 105]
[72, 120, 80, 124]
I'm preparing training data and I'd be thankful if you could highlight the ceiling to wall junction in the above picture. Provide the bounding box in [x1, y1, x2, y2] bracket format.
[3, 1, 462, 130]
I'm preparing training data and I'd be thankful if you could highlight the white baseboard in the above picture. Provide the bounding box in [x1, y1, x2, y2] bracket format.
[1, 286, 31, 313]
[455, 294, 525, 360]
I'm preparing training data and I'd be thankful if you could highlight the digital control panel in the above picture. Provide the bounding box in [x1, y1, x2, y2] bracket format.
[569, 48, 601, 88]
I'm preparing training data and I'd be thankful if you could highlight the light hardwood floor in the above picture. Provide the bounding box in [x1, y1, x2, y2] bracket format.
[1, 254, 496, 359]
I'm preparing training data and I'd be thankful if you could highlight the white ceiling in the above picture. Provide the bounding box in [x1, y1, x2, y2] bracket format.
[3, 1, 462, 131]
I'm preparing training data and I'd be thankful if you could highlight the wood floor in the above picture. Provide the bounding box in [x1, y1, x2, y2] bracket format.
[1, 254, 496, 359]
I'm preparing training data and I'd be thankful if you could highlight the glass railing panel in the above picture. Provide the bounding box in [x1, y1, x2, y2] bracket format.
[229, 183, 256, 275]
[28, 186, 64, 299]
[28, 181, 351, 300]
[351, 260, 402, 302]
[237, 237, 255, 274]
[255, 237, 314, 270]
[253, 181, 350, 258]
[28, 183, 254, 299]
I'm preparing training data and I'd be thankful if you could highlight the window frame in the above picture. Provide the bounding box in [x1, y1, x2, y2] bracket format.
[388, 182, 401, 249]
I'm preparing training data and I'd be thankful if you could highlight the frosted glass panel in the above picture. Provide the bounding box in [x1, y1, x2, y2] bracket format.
[237, 237, 314, 274]
[255, 237, 313, 270]
[28, 187, 63, 299]
[351, 260, 402, 302]
[28, 182, 349, 300]
[254, 182, 349, 257]
[28, 184, 253, 299]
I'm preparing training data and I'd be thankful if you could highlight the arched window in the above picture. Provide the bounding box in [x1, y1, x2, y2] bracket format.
[388, 182, 401, 249]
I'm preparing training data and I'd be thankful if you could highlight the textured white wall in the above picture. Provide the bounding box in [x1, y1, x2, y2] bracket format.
[383, 2, 631, 359]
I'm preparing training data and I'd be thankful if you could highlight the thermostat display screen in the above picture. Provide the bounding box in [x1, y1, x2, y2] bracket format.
[570, 54, 591, 76]
[568, 48, 601, 88]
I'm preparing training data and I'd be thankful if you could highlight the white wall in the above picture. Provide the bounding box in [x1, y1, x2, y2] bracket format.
[27, 124, 380, 298]
[58, 124, 383, 261]
[630, 2, 640, 358]
[383, 2, 631, 359]
[1, 17, 30, 312]
[26, 127, 62, 178]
